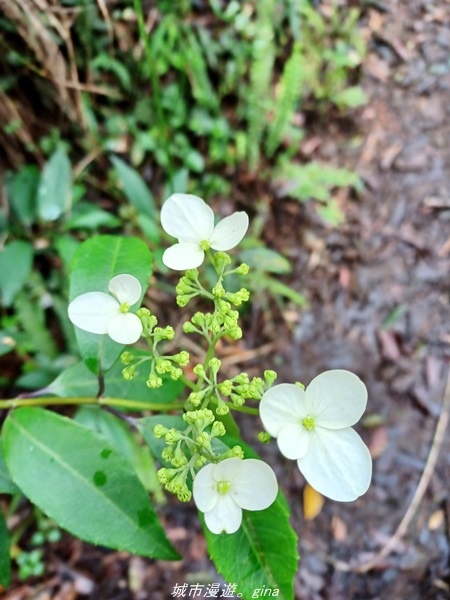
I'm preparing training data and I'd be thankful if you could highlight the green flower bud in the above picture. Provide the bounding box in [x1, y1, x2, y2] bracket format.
[165, 428, 183, 444]
[172, 446, 188, 467]
[146, 374, 163, 388]
[122, 366, 136, 381]
[214, 251, 232, 270]
[170, 367, 183, 380]
[194, 455, 207, 468]
[264, 370, 278, 387]
[233, 372, 249, 385]
[177, 488, 192, 502]
[155, 359, 172, 374]
[183, 321, 198, 334]
[235, 263, 250, 275]
[211, 421, 226, 437]
[212, 282, 225, 298]
[258, 431, 272, 443]
[230, 392, 244, 407]
[216, 399, 229, 416]
[228, 327, 242, 340]
[208, 357, 221, 377]
[173, 350, 190, 366]
[191, 312, 205, 326]
[218, 380, 233, 396]
[153, 424, 169, 438]
[176, 295, 190, 307]
[161, 446, 174, 461]
[120, 351, 134, 365]
[230, 445, 244, 459]
[136, 307, 151, 318]
[193, 364, 206, 378]
[295, 381, 306, 390]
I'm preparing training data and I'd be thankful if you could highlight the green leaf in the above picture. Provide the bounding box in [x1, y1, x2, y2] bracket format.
[333, 86, 367, 109]
[69, 235, 152, 372]
[0, 441, 20, 494]
[0, 240, 33, 307]
[138, 415, 186, 467]
[0, 509, 11, 588]
[239, 248, 292, 274]
[64, 202, 121, 230]
[37, 147, 72, 221]
[110, 156, 156, 217]
[5, 165, 39, 227]
[45, 362, 99, 397]
[74, 406, 163, 498]
[203, 496, 297, 600]
[2, 408, 179, 560]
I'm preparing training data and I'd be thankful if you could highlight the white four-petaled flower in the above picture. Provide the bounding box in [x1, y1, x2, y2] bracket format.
[193, 457, 278, 534]
[160, 194, 249, 270]
[260, 370, 372, 502]
[68, 274, 143, 345]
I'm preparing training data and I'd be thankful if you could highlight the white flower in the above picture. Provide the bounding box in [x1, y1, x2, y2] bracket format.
[68, 274, 143, 345]
[193, 457, 278, 534]
[160, 193, 249, 270]
[260, 370, 372, 502]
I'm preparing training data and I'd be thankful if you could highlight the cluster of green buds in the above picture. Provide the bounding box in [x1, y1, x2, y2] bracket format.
[120, 307, 190, 388]
[154, 407, 244, 502]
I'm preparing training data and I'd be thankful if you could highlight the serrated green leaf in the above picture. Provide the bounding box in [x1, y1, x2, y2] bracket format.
[110, 156, 156, 218]
[2, 408, 179, 560]
[69, 236, 152, 372]
[0, 509, 11, 588]
[0, 240, 33, 307]
[37, 147, 72, 221]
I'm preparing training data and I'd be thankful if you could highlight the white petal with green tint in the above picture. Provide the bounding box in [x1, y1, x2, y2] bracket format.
[231, 459, 278, 511]
[162, 242, 205, 271]
[108, 313, 143, 344]
[307, 370, 368, 429]
[161, 194, 214, 242]
[259, 383, 308, 436]
[210, 212, 249, 251]
[277, 423, 309, 460]
[298, 427, 372, 501]
[108, 274, 142, 305]
[205, 493, 242, 534]
[68, 292, 119, 334]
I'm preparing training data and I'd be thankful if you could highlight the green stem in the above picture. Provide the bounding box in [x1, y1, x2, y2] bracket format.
[0, 396, 185, 412]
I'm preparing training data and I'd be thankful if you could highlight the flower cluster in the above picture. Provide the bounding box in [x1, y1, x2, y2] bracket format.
[68, 274, 143, 344]
[260, 370, 372, 501]
[68, 192, 372, 536]
[160, 193, 249, 270]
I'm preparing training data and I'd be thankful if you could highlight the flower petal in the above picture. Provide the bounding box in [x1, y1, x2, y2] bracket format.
[161, 194, 214, 243]
[297, 427, 372, 501]
[162, 243, 206, 270]
[68, 292, 119, 334]
[209, 212, 249, 251]
[108, 274, 142, 305]
[259, 383, 309, 437]
[193, 463, 219, 512]
[204, 494, 242, 534]
[306, 370, 368, 428]
[107, 313, 143, 344]
[231, 459, 278, 510]
[277, 423, 309, 460]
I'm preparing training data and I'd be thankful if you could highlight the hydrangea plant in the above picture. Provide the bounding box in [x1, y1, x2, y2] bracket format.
[0, 193, 372, 597]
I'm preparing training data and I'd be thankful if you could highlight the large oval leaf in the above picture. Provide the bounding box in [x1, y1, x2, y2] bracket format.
[69, 235, 152, 372]
[2, 408, 178, 560]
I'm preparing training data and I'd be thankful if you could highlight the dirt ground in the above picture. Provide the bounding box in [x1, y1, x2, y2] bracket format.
[3, 1, 450, 599]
